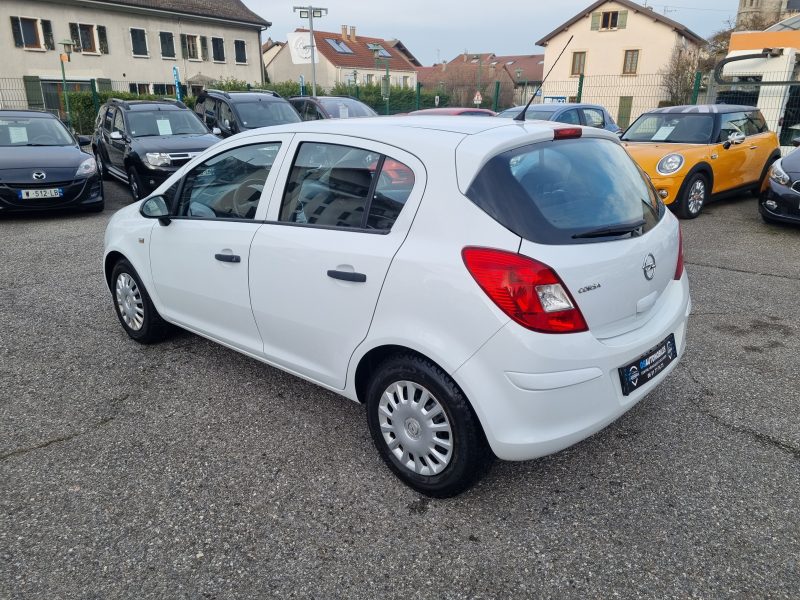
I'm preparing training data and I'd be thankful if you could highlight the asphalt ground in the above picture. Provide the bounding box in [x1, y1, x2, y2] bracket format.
[1, 181, 798, 599]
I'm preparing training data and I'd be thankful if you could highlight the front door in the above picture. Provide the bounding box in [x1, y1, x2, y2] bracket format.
[712, 111, 752, 193]
[249, 135, 425, 388]
[149, 140, 288, 353]
[106, 108, 127, 174]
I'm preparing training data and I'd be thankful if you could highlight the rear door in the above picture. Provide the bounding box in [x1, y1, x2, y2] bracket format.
[248, 135, 425, 388]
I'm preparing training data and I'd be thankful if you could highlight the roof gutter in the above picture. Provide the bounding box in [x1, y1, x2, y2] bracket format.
[68, 0, 271, 29]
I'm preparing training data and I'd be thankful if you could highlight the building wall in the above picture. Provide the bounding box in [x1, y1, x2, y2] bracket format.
[540, 1, 701, 125]
[3, 0, 264, 85]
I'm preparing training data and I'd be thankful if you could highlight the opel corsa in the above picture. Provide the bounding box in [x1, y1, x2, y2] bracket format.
[104, 116, 691, 497]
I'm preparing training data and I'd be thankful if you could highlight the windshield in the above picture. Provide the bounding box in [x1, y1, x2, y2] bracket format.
[622, 113, 714, 144]
[497, 108, 557, 120]
[126, 110, 208, 137]
[466, 138, 663, 245]
[236, 101, 301, 128]
[318, 97, 377, 118]
[0, 117, 74, 146]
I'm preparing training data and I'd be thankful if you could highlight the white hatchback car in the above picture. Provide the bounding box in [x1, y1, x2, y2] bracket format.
[104, 116, 690, 497]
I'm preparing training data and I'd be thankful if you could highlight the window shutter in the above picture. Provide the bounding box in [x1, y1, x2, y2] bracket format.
[42, 20, 55, 50]
[200, 36, 208, 61]
[11, 17, 23, 47]
[23, 75, 44, 110]
[97, 25, 109, 54]
[96, 77, 112, 91]
[618, 10, 628, 29]
[69, 22, 82, 52]
[590, 12, 601, 30]
[180, 33, 188, 59]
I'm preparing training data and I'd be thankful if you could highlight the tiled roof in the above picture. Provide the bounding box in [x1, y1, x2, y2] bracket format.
[86, 0, 270, 28]
[416, 62, 515, 88]
[536, 0, 704, 46]
[491, 55, 545, 82]
[302, 29, 418, 70]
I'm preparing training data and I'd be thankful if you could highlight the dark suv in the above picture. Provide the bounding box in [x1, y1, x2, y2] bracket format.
[194, 89, 301, 137]
[92, 99, 221, 199]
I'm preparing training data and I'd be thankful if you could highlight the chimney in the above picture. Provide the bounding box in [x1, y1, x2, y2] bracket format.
[341, 25, 348, 40]
[349, 25, 356, 40]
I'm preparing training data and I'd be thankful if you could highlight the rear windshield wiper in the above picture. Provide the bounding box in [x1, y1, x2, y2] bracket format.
[572, 219, 646, 239]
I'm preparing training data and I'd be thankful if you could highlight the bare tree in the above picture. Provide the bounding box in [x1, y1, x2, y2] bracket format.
[660, 44, 702, 106]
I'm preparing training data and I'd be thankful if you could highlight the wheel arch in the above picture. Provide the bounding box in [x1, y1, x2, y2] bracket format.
[104, 250, 126, 290]
[676, 161, 714, 199]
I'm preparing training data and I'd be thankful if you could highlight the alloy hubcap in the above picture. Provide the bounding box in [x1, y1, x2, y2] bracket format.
[378, 381, 453, 476]
[688, 180, 705, 214]
[115, 272, 144, 330]
[130, 175, 138, 198]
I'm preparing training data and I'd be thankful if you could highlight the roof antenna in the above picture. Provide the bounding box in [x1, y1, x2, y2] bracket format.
[514, 35, 573, 122]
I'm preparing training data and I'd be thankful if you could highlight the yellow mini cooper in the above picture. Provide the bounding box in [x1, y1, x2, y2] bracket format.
[621, 105, 780, 219]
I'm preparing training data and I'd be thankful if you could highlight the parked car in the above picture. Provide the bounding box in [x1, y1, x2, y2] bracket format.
[760, 144, 800, 226]
[194, 89, 301, 137]
[104, 116, 690, 497]
[496, 102, 621, 133]
[0, 109, 103, 214]
[621, 105, 781, 219]
[92, 98, 221, 200]
[289, 96, 377, 120]
[409, 107, 496, 116]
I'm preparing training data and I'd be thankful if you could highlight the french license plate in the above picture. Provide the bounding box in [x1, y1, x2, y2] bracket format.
[618, 333, 677, 396]
[19, 188, 63, 199]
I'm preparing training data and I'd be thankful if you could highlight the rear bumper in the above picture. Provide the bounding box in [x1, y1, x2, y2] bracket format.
[454, 276, 691, 461]
[0, 175, 103, 212]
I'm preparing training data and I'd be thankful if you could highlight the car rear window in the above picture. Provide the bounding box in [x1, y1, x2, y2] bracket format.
[466, 138, 664, 245]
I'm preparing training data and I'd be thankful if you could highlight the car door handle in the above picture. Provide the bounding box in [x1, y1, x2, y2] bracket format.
[327, 269, 366, 283]
[749, 145, 758, 149]
[215, 253, 241, 263]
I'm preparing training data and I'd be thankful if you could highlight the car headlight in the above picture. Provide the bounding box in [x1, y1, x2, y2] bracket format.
[656, 153, 684, 175]
[145, 152, 171, 167]
[75, 156, 97, 178]
[769, 158, 791, 186]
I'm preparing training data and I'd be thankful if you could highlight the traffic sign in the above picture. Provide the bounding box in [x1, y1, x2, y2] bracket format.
[473, 91, 482, 106]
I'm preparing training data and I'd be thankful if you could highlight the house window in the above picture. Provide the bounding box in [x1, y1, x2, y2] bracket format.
[159, 32, 175, 58]
[324, 38, 354, 54]
[591, 10, 628, 31]
[602, 11, 619, 29]
[130, 28, 148, 57]
[366, 74, 375, 85]
[70, 23, 98, 53]
[10, 17, 54, 50]
[367, 43, 391, 58]
[571, 51, 586, 76]
[186, 34, 199, 60]
[212, 37, 225, 62]
[128, 83, 150, 95]
[402, 76, 410, 88]
[623, 50, 639, 74]
[234, 40, 247, 64]
[153, 83, 177, 95]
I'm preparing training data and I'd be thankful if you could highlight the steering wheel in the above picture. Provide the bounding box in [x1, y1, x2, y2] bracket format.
[232, 178, 264, 217]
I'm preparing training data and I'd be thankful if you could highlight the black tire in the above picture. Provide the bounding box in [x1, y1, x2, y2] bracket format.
[110, 259, 171, 344]
[94, 150, 109, 180]
[365, 353, 494, 498]
[127, 166, 144, 200]
[675, 172, 708, 219]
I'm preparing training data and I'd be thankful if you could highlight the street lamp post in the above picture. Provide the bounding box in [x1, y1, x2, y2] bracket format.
[373, 49, 390, 115]
[515, 67, 528, 105]
[293, 5, 327, 97]
[474, 54, 482, 107]
[59, 39, 74, 129]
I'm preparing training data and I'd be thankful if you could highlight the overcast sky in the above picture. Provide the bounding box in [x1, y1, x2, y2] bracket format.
[246, 0, 738, 65]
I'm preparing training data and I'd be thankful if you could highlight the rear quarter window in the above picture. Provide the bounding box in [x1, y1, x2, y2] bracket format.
[466, 138, 664, 245]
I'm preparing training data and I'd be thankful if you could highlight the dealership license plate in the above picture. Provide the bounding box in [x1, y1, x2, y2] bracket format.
[618, 333, 677, 396]
[19, 188, 63, 199]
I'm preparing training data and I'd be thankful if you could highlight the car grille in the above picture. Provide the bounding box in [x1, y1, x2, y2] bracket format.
[3, 179, 76, 189]
[791, 181, 800, 194]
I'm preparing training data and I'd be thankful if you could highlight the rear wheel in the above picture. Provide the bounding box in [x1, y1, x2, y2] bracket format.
[110, 259, 170, 343]
[676, 173, 708, 219]
[365, 354, 493, 498]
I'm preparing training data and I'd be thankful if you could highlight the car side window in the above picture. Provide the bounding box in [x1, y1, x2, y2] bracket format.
[176, 143, 281, 220]
[112, 110, 125, 134]
[203, 98, 217, 127]
[718, 112, 749, 141]
[555, 109, 581, 125]
[103, 108, 114, 132]
[581, 108, 605, 128]
[218, 102, 234, 130]
[750, 111, 769, 133]
[743, 111, 767, 135]
[279, 142, 413, 231]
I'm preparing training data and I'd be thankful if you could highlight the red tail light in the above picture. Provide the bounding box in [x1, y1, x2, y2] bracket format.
[462, 247, 588, 334]
[674, 227, 684, 280]
[553, 127, 583, 140]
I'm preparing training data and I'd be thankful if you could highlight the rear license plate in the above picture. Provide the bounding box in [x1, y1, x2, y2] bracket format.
[19, 188, 63, 199]
[618, 333, 677, 396]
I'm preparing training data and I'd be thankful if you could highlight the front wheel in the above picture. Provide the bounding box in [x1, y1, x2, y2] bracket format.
[110, 259, 170, 343]
[365, 354, 494, 498]
[676, 173, 708, 219]
[127, 167, 144, 200]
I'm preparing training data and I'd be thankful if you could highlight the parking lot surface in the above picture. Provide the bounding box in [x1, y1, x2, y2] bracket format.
[1, 181, 798, 599]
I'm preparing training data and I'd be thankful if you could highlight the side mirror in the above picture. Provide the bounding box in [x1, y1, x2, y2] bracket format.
[110, 131, 124, 141]
[140, 196, 171, 225]
[616, 130, 624, 138]
[727, 131, 746, 146]
[792, 137, 800, 148]
[212, 126, 222, 135]
[77, 135, 91, 146]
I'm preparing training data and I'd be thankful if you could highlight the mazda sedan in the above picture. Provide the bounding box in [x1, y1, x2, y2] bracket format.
[104, 117, 690, 497]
